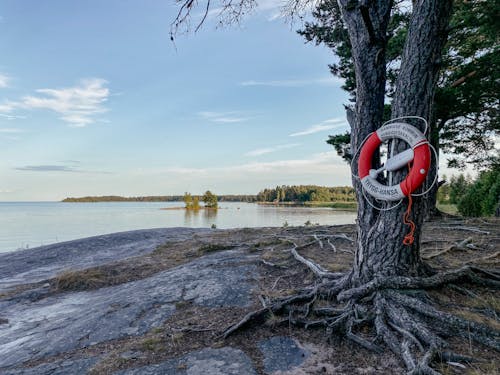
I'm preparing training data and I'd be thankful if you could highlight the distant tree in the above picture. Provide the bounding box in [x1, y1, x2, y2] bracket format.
[202, 190, 218, 209]
[183, 192, 193, 209]
[436, 174, 450, 204]
[448, 174, 470, 205]
[257, 185, 355, 203]
[192, 196, 201, 210]
[458, 162, 500, 217]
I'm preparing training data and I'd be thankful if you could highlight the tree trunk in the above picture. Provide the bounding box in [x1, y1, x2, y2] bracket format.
[339, 0, 453, 284]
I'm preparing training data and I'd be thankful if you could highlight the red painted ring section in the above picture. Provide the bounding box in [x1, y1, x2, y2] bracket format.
[399, 142, 431, 196]
[358, 133, 381, 179]
[358, 134, 431, 197]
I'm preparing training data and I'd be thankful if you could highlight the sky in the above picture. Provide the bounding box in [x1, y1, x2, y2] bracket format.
[0, 0, 460, 201]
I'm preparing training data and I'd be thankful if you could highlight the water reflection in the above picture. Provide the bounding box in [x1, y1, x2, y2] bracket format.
[183, 208, 200, 227]
[203, 208, 218, 227]
[0, 202, 356, 252]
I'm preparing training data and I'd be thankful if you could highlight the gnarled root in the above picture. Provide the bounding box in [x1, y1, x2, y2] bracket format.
[223, 266, 499, 374]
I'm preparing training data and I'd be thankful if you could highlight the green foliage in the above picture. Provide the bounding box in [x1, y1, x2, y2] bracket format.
[326, 132, 352, 162]
[436, 174, 450, 204]
[437, 174, 473, 205]
[183, 192, 193, 209]
[458, 163, 500, 217]
[183, 193, 201, 210]
[448, 174, 471, 204]
[192, 196, 200, 210]
[436, 0, 500, 169]
[300, 0, 499, 168]
[202, 190, 218, 208]
[257, 185, 355, 203]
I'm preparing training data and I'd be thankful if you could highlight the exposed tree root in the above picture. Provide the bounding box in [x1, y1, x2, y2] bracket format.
[223, 265, 500, 374]
[435, 226, 490, 235]
[466, 251, 500, 265]
[422, 237, 477, 260]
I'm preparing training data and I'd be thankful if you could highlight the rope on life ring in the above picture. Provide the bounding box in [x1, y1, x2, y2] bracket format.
[357, 122, 431, 202]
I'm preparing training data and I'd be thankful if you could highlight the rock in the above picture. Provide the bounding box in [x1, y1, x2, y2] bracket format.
[258, 336, 309, 373]
[117, 347, 257, 375]
[0, 228, 208, 292]
[0, 249, 257, 371]
[3, 356, 101, 375]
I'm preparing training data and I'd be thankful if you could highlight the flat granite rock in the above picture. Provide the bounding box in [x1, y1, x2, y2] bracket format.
[258, 336, 309, 374]
[0, 249, 258, 371]
[0, 227, 209, 292]
[117, 347, 257, 375]
[115, 337, 309, 375]
[3, 356, 102, 375]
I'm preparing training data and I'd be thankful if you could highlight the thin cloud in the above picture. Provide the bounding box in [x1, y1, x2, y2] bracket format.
[245, 143, 300, 157]
[289, 118, 346, 137]
[161, 150, 344, 175]
[198, 111, 249, 124]
[15, 164, 112, 174]
[0, 113, 26, 120]
[0, 127, 24, 133]
[0, 78, 110, 127]
[0, 189, 14, 194]
[240, 77, 343, 87]
[0, 73, 9, 88]
[0, 100, 19, 113]
[15, 165, 79, 173]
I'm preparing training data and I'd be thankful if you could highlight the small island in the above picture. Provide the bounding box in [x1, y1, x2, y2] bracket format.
[62, 185, 358, 209]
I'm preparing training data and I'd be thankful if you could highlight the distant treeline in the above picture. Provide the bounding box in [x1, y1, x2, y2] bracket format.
[62, 195, 257, 203]
[62, 186, 356, 203]
[257, 185, 356, 203]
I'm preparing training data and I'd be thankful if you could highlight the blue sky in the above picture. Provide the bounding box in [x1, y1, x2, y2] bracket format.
[3, 0, 463, 201]
[0, 0, 355, 201]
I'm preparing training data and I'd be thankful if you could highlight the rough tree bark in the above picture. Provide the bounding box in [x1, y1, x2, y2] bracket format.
[171, 0, 500, 373]
[346, 0, 453, 283]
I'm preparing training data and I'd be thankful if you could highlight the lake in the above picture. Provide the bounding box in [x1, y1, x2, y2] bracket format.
[0, 201, 356, 253]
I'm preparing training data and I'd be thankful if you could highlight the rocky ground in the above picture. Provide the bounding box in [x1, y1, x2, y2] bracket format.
[0, 218, 498, 374]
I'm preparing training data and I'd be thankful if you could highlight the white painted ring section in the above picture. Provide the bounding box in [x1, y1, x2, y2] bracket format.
[361, 176, 405, 201]
[376, 122, 426, 147]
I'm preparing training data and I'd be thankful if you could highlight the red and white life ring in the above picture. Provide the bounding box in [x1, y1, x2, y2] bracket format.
[358, 122, 431, 201]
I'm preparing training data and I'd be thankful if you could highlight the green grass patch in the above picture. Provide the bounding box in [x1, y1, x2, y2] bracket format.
[436, 203, 458, 215]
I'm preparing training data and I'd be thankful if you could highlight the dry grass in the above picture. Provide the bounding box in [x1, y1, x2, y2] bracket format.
[52, 269, 108, 291]
[197, 243, 235, 255]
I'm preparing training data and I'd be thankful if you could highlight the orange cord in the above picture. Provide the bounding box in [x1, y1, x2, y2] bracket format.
[403, 163, 416, 246]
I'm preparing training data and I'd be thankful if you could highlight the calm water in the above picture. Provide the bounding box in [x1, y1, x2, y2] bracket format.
[0, 202, 356, 253]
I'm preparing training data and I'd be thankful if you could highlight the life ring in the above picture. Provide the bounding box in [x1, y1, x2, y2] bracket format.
[358, 122, 431, 201]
